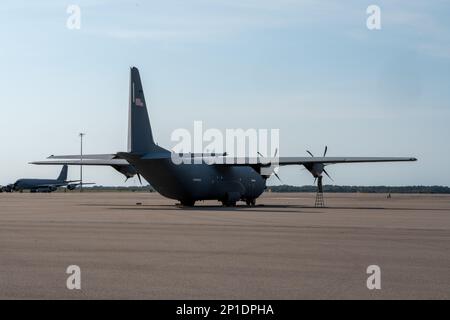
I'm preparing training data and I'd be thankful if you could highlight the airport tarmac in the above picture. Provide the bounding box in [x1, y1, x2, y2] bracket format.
[0, 192, 449, 299]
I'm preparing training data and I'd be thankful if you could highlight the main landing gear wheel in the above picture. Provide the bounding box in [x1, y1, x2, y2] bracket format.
[245, 199, 256, 206]
[180, 200, 196, 207]
[221, 200, 237, 207]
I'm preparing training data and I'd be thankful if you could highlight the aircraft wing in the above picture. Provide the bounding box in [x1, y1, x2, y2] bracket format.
[277, 156, 417, 166]
[31, 158, 137, 180]
[33, 156, 417, 167]
[212, 156, 417, 166]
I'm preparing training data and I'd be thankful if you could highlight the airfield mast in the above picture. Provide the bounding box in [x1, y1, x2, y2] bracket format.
[79, 132, 85, 192]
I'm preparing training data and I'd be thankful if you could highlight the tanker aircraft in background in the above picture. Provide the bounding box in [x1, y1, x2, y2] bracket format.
[1, 165, 93, 193]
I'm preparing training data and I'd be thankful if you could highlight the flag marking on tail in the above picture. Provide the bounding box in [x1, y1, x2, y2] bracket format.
[135, 98, 144, 107]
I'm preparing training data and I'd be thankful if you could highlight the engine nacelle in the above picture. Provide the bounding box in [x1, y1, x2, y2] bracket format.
[112, 165, 137, 179]
[67, 185, 77, 191]
[304, 163, 324, 178]
[3, 184, 15, 192]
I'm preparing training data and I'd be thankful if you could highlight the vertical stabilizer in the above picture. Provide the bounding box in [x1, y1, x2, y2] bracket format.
[57, 165, 68, 181]
[128, 67, 161, 154]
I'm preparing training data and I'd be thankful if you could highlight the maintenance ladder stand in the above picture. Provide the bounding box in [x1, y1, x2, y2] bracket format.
[315, 191, 325, 207]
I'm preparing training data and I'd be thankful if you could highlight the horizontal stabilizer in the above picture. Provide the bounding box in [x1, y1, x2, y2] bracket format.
[48, 154, 117, 160]
[31, 159, 130, 166]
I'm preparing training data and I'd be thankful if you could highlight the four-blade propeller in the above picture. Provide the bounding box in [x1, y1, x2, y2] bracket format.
[305, 146, 334, 192]
[257, 149, 282, 183]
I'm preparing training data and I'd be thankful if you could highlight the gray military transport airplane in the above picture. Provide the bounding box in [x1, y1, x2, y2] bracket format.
[32, 67, 417, 206]
[2, 165, 92, 193]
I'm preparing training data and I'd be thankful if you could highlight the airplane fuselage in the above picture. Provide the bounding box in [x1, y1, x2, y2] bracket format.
[13, 179, 63, 192]
[131, 158, 266, 205]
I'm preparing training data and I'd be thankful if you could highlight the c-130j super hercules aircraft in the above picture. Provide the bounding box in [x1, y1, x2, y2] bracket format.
[32, 67, 417, 206]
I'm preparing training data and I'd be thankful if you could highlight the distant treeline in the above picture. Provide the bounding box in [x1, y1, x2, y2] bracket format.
[81, 185, 450, 194]
[267, 185, 450, 194]
[81, 185, 155, 193]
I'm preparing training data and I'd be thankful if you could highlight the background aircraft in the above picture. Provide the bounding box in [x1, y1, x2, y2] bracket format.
[2, 165, 93, 193]
[32, 67, 416, 206]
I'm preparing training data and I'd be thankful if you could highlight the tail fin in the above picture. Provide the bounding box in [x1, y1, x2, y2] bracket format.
[57, 165, 68, 181]
[128, 67, 164, 154]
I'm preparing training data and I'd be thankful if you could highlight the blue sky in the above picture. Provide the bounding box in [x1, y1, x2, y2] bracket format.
[0, 0, 449, 186]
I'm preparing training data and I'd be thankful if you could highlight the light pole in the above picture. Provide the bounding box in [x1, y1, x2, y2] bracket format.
[79, 133, 85, 192]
